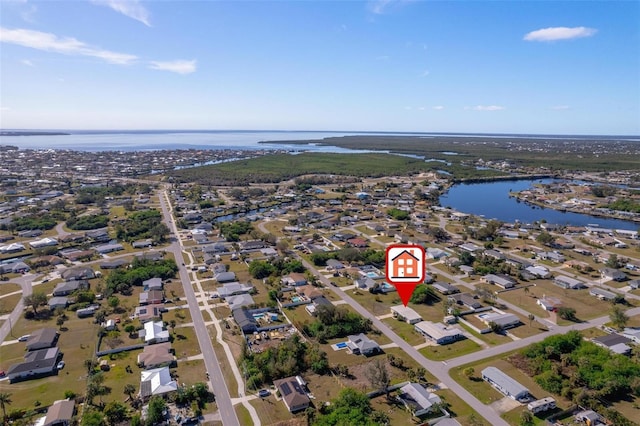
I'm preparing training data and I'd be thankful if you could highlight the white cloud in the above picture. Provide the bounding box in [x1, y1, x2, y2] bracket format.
[148, 60, 196, 74]
[433, 106, 444, 110]
[21, 59, 33, 66]
[91, 0, 151, 26]
[551, 105, 570, 110]
[369, 0, 393, 14]
[0, 27, 138, 65]
[470, 105, 505, 111]
[524, 26, 597, 42]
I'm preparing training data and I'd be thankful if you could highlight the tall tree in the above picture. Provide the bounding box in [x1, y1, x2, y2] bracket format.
[0, 393, 11, 426]
[610, 306, 629, 331]
[365, 359, 390, 399]
[123, 384, 136, 401]
[23, 291, 47, 314]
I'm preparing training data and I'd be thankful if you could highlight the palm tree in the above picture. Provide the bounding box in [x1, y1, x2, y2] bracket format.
[0, 392, 12, 425]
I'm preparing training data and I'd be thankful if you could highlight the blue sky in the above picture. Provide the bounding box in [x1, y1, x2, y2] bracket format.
[1, 0, 638, 134]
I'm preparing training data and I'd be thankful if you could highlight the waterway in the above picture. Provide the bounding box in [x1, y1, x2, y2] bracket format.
[440, 179, 639, 231]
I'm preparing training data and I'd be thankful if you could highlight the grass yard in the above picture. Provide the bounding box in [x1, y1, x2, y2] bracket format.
[502, 406, 549, 426]
[234, 404, 254, 426]
[381, 317, 425, 346]
[248, 394, 300, 425]
[172, 326, 201, 359]
[0, 316, 99, 410]
[528, 279, 614, 322]
[0, 282, 21, 296]
[419, 338, 481, 361]
[0, 293, 22, 315]
[497, 287, 551, 318]
[351, 289, 395, 317]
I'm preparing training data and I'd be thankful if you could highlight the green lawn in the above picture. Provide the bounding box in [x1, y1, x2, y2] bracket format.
[419, 338, 481, 361]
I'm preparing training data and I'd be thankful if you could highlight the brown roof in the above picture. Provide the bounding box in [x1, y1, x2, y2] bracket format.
[273, 376, 310, 412]
[137, 342, 174, 367]
[44, 399, 74, 426]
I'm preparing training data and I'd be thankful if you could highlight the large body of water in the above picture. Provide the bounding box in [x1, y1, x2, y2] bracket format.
[1, 129, 638, 151]
[440, 179, 639, 231]
[2, 130, 638, 230]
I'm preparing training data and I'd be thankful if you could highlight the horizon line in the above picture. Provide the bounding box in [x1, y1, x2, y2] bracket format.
[1, 128, 639, 138]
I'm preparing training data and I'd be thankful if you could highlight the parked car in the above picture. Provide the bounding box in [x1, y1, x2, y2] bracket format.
[57, 361, 65, 370]
[258, 389, 270, 398]
[18, 335, 30, 342]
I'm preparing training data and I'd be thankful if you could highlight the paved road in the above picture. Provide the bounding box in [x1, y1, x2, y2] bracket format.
[158, 189, 240, 426]
[0, 274, 38, 344]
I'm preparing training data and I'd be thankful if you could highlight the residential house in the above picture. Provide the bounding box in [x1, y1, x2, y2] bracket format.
[326, 259, 345, 270]
[478, 312, 521, 330]
[629, 279, 640, 290]
[53, 280, 89, 297]
[347, 237, 368, 248]
[354, 277, 378, 292]
[226, 294, 255, 310]
[141, 321, 169, 344]
[61, 267, 95, 281]
[85, 229, 109, 242]
[397, 383, 443, 417]
[448, 293, 482, 310]
[554, 275, 586, 289]
[43, 399, 75, 426]
[29, 237, 58, 249]
[592, 333, 632, 355]
[538, 251, 565, 263]
[390, 305, 422, 324]
[458, 243, 482, 253]
[139, 290, 164, 306]
[483, 249, 505, 260]
[414, 321, 463, 345]
[133, 304, 164, 323]
[218, 282, 254, 299]
[273, 376, 310, 413]
[432, 282, 459, 295]
[589, 287, 617, 301]
[100, 259, 127, 269]
[346, 333, 381, 356]
[132, 239, 153, 249]
[482, 274, 516, 289]
[241, 240, 267, 251]
[7, 347, 60, 382]
[139, 367, 178, 399]
[482, 367, 529, 401]
[26, 328, 59, 351]
[94, 243, 124, 254]
[232, 309, 258, 334]
[137, 342, 176, 368]
[537, 296, 562, 312]
[214, 271, 237, 283]
[600, 267, 626, 282]
[142, 277, 163, 291]
[48, 297, 69, 311]
[281, 273, 307, 287]
[304, 295, 333, 316]
[575, 410, 605, 426]
[524, 266, 551, 279]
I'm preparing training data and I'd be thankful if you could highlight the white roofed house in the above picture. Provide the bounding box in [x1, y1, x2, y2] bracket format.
[482, 366, 530, 401]
[141, 321, 169, 344]
[139, 367, 178, 400]
[346, 333, 381, 356]
[589, 287, 618, 302]
[397, 383, 443, 417]
[482, 274, 516, 289]
[479, 312, 521, 330]
[554, 275, 586, 289]
[414, 321, 463, 345]
[391, 305, 422, 324]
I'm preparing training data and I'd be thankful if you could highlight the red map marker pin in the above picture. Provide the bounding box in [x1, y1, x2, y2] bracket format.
[385, 244, 426, 306]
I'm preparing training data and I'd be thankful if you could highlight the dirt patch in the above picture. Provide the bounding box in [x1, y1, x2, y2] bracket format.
[489, 396, 521, 414]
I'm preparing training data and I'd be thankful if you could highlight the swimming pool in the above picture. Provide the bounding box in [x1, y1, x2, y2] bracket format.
[291, 296, 303, 303]
[477, 313, 490, 320]
[365, 271, 378, 278]
[336, 342, 347, 349]
[253, 313, 266, 320]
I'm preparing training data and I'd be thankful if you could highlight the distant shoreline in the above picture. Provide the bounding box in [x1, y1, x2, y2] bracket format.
[0, 131, 70, 136]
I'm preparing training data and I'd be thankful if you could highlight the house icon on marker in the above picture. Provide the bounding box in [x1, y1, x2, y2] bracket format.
[390, 249, 420, 279]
